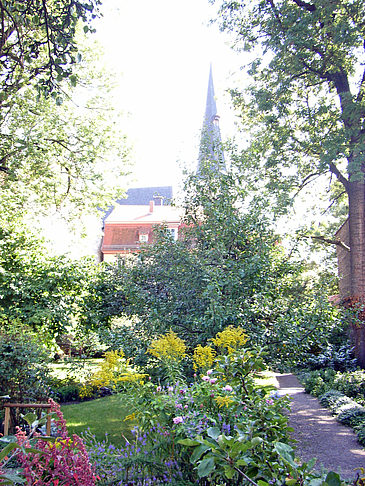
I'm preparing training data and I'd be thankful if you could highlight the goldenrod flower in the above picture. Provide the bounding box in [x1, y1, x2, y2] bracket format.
[211, 326, 248, 354]
[214, 395, 234, 408]
[147, 330, 186, 362]
[193, 345, 216, 371]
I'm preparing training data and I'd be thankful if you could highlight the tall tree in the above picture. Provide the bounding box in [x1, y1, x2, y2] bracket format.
[213, 0, 365, 366]
[0, 0, 100, 107]
[1, 4, 131, 219]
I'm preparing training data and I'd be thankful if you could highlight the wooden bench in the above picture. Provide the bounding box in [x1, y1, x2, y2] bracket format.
[3, 403, 52, 436]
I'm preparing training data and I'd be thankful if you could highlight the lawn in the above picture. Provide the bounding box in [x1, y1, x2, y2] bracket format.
[61, 393, 134, 445]
[49, 358, 103, 382]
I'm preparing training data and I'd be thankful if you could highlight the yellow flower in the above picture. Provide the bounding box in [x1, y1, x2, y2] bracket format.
[147, 330, 186, 362]
[193, 345, 216, 371]
[211, 326, 248, 354]
[214, 395, 234, 408]
[124, 413, 136, 422]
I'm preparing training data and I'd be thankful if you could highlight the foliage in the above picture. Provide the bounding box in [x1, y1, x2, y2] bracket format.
[0, 325, 50, 404]
[49, 377, 82, 403]
[211, 326, 248, 354]
[0, 223, 101, 337]
[82, 328, 351, 485]
[300, 368, 365, 407]
[113, 168, 342, 368]
[79, 350, 147, 399]
[147, 330, 187, 383]
[305, 345, 358, 372]
[333, 370, 365, 405]
[0, 0, 101, 104]
[14, 399, 96, 485]
[212, 0, 365, 213]
[212, 0, 365, 366]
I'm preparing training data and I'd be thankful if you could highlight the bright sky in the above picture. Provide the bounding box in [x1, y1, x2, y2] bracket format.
[94, 0, 245, 190]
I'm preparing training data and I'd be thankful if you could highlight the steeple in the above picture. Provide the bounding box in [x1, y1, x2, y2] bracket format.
[198, 64, 225, 173]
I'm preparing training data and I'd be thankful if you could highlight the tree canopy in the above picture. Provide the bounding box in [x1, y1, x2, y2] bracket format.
[213, 0, 365, 366]
[0, 0, 101, 106]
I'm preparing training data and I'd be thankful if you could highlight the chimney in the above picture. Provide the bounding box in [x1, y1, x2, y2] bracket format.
[149, 200, 154, 213]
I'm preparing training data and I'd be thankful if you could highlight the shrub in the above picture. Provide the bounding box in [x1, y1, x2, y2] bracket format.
[49, 377, 82, 403]
[0, 326, 50, 404]
[318, 389, 347, 408]
[357, 426, 365, 446]
[305, 345, 357, 371]
[333, 370, 365, 405]
[79, 350, 147, 399]
[337, 407, 365, 427]
[14, 399, 96, 485]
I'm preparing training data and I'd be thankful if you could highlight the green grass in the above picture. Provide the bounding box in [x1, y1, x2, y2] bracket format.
[61, 394, 134, 446]
[49, 358, 103, 382]
[254, 370, 279, 390]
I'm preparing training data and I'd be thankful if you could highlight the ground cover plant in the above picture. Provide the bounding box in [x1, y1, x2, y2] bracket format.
[299, 369, 365, 446]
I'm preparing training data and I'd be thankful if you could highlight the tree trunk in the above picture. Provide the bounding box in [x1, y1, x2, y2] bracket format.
[348, 181, 365, 368]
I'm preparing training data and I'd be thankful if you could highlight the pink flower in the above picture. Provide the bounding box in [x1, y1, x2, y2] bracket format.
[202, 376, 209, 382]
[206, 369, 213, 375]
[223, 385, 233, 392]
[168, 386, 174, 393]
[175, 403, 183, 410]
[209, 378, 217, 384]
[173, 416, 184, 424]
[184, 405, 188, 409]
[156, 386, 162, 392]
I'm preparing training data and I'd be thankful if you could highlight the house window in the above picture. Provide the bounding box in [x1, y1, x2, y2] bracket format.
[139, 234, 148, 243]
[167, 228, 178, 241]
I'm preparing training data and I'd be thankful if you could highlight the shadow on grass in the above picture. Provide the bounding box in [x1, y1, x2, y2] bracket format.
[61, 393, 135, 446]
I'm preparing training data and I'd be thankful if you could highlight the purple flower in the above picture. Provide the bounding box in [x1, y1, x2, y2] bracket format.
[173, 416, 184, 424]
[223, 385, 233, 392]
[156, 385, 162, 392]
[175, 403, 183, 410]
[209, 378, 217, 384]
[202, 376, 209, 382]
[206, 369, 213, 375]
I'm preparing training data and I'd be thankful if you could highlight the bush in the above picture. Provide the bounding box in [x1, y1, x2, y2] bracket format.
[318, 389, 348, 408]
[305, 345, 357, 371]
[49, 377, 82, 403]
[357, 426, 365, 446]
[0, 325, 50, 404]
[300, 369, 335, 396]
[337, 407, 365, 427]
[333, 370, 365, 405]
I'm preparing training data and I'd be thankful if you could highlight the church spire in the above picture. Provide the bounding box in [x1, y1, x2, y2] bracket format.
[198, 64, 225, 173]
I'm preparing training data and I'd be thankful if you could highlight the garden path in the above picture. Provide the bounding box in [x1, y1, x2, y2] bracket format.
[275, 373, 365, 481]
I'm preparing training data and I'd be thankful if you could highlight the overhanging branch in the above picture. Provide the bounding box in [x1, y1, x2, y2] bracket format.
[301, 234, 350, 252]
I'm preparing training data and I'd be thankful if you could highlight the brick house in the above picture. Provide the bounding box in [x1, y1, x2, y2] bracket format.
[101, 188, 181, 261]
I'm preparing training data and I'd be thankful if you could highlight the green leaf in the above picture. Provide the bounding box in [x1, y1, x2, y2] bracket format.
[21, 412, 37, 426]
[224, 465, 236, 479]
[325, 471, 341, 486]
[83, 25, 89, 33]
[207, 427, 220, 440]
[0, 471, 26, 484]
[178, 439, 201, 447]
[197, 457, 215, 478]
[258, 481, 270, 486]
[274, 442, 296, 467]
[0, 442, 19, 461]
[190, 444, 211, 464]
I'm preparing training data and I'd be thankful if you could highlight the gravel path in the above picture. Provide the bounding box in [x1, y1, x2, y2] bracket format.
[276, 373, 365, 480]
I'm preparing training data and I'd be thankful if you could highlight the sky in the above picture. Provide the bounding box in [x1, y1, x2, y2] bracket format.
[94, 0, 245, 191]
